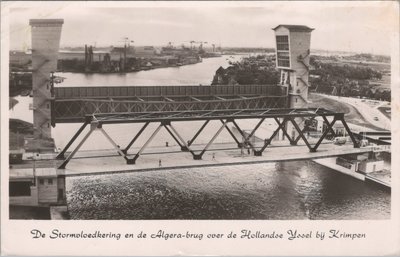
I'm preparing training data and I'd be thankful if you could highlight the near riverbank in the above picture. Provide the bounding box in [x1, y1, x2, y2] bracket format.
[308, 93, 386, 131]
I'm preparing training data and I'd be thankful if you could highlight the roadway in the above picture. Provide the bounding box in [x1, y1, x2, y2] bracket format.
[317, 94, 390, 130]
[10, 141, 373, 178]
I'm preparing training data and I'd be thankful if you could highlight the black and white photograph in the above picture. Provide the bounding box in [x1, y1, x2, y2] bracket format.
[1, 1, 399, 256]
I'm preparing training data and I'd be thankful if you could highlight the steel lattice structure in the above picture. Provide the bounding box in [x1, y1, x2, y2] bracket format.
[53, 95, 287, 123]
[52, 85, 288, 123]
[56, 108, 359, 169]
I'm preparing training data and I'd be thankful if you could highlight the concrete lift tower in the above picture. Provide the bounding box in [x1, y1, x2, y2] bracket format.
[273, 24, 314, 139]
[29, 19, 63, 149]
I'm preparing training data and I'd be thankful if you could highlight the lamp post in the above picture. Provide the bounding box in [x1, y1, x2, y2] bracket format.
[32, 154, 37, 186]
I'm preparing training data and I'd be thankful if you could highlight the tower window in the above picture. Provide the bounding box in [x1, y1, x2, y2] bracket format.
[277, 52, 290, 67]
[276, 35, 290, 68]
[276, 36, 289, 51]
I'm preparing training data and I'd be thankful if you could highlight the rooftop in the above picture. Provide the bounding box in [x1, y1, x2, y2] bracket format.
[29, 19, 64, 26]
[272, 25, 314, 32]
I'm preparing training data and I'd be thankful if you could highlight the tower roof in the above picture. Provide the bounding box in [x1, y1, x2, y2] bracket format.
[272, 25, 314, 32]
[29, 19, 64, 26]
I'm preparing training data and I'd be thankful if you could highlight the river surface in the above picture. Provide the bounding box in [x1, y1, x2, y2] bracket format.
[54, 55, 243, 87]
[66, 161, 390, 220]
[11, 55, 390, 219]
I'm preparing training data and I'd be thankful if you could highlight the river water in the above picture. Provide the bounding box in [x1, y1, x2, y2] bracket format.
[54, 55, 242, 87]
[66, 161, 390, 220]
[12, 55, 390, 219]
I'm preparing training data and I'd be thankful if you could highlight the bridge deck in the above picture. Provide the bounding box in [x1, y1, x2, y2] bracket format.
[10, 143, 373, 178]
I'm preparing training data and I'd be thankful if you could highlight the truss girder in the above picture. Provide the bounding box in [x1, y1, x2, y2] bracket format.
[53, 96, 287, 123]
[90, 108, 336, 124]
[57, 110, 359, 169]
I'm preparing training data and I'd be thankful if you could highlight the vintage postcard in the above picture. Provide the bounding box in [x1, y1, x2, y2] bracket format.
[1, 1, 399, 256]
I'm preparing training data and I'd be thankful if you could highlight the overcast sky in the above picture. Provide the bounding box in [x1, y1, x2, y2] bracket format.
[5, 1, 398, 55]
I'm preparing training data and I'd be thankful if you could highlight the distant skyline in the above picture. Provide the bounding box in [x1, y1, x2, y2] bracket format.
[6, 1, 399, 55]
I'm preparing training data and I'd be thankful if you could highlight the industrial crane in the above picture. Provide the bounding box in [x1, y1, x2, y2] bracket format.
[185, 41, 211, 51]
[195, 41, 208, 50]
[120, 37, 134, 47]
[118, 37, 134, 72]
[182, 41, 196, 50]
[187, 41, 208, 51]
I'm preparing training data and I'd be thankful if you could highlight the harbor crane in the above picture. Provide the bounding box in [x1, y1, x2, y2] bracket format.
[121, 37, 134, 47]
[196, 41, 208, 50]
[183, 41, 196, 50]
[186, 41, 208, 50]
[119, 37, 134, 71]
[188, 41, 208, 51]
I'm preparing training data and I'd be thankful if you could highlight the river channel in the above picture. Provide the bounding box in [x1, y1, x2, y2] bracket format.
[12, 55, 390, 219]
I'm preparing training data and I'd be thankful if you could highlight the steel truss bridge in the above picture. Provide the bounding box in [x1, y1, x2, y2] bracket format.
[55, 107, 359, 169]
[52, 85, 288, 123]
